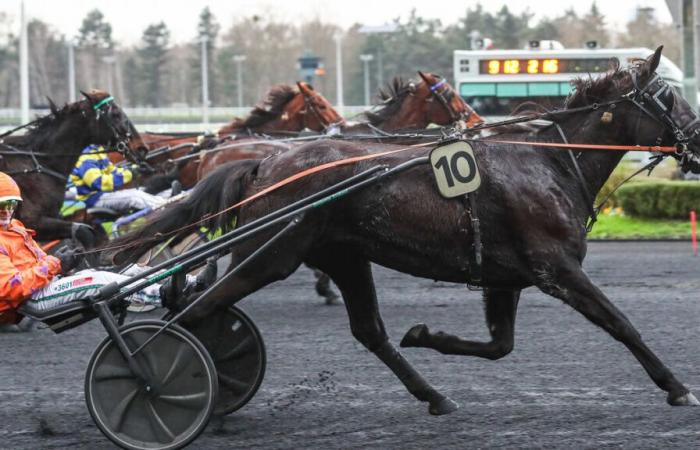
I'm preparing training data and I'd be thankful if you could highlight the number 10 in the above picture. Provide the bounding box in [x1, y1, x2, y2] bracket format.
[433, 151, 477, 187]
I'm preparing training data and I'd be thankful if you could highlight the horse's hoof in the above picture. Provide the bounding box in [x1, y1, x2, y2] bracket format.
[668, 392, 700, 406]
[400, 324, 429, 348]
[429, 396, 459, 416]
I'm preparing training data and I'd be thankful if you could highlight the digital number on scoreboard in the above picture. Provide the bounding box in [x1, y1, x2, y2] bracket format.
[479, 58, 614, 75]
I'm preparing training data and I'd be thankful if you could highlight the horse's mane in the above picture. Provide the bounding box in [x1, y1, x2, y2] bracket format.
[225, 85, 298, 131]
[15, 90, 109, 147]
[565, 58, 646, 109]
[364, 77, 414, 126]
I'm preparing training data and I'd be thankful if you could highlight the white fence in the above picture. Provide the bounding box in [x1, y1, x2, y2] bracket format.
[0, 105, 371, 133]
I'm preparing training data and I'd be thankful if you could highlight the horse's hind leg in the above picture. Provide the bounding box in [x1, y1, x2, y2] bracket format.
[537, 261, 699, 406]
[179, 224, 314, 321]
[311, 249, 458, 415]
[400, 288, 520, 360]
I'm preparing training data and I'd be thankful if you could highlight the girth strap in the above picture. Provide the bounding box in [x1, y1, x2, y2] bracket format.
[553, 123, 598, 231]
[463, 191, 482, 286]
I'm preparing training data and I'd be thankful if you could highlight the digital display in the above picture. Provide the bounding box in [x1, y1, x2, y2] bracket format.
[479, 58, 614, 75]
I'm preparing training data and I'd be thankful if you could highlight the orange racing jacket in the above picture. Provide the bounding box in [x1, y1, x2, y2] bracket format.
[0, 219, 61, 324]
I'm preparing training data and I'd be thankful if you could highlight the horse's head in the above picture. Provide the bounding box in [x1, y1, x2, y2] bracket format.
[219, 84, 344, 135]
[80, 90, 144, 163]
[416, 71, 484, 128]
[367, 73, 482, 131]
[294, 82, 346, 131]
[568, 47, 700, 173]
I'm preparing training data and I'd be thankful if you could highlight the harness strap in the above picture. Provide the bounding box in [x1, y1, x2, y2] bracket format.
[464, 192, 482, 285]
[0, 120, 40, 139]
[593, 155, 665, 215]
[553, 123, 598, 231]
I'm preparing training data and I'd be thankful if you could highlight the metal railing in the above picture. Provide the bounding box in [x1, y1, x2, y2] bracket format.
[0, 105, 371, 132]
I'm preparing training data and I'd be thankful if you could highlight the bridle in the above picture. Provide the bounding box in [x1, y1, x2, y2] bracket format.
[625, 71, 700, 154]
[299, 91, 342, 131]
[426, 77, 476, 124]
[91, 96, 143, 164]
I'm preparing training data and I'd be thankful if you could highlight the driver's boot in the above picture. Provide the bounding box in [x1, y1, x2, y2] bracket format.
[159, 258, 218, 311]
[159, 271, 187, 311]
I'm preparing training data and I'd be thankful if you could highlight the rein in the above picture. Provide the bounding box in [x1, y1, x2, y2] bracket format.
[0, 119, 41, 139]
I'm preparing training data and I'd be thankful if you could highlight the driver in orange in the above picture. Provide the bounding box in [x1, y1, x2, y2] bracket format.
[0, 172, 214, 329]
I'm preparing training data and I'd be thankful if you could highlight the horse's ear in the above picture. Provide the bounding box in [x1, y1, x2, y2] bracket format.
[296, 81, 314, 95]
[648, 45, 663, 73]
[46, 96, 59, 115]
[80, 90, 94, 105]
[417, 71, 432, 85]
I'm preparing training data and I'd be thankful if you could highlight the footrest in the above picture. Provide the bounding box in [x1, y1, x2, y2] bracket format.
[18, 300, 96, 333]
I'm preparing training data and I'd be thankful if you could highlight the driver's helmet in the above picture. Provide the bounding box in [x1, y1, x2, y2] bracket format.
[0, 172, 22, 202]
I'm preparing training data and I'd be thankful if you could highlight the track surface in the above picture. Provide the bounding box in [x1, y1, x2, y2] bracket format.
[2, 241, 700, 449]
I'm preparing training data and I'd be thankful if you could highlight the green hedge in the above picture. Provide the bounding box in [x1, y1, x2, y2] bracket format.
[616, 181, 700, 219]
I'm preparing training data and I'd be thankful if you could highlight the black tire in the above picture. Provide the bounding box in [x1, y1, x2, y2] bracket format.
[184, 306, 266, 415]
[85, 320, 218, 450]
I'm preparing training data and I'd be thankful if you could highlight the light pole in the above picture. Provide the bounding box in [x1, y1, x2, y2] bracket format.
[333, 31, 344, 112]
[359, 54, 374, 106]
[19, 0, 29, 123]
[359, 23, 398, 93]
[233, 54, 246, 108]
[67, 40, 76, 102]
[200, 35, 210, 125]
[102, 55, 116, 94]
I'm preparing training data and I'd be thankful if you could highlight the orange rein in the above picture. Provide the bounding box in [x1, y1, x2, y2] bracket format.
[477, 139, 678, 153]
[41, 240, 62, 252]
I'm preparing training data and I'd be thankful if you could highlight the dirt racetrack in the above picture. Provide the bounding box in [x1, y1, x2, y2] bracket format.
[1, 241, 700, 449]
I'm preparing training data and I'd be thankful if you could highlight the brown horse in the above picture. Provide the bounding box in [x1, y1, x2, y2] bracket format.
[195, 72, 482, 182]
[349, 71, 482, 132]
[113, 47, 700, 414]
[218, 81, 345, 136]
[146, 82, 344, 189]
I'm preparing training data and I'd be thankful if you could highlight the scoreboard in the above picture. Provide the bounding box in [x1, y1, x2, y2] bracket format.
[479, 58, 614, 75]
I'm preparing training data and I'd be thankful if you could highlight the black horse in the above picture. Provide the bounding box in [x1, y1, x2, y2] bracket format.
[1, 90, 137, 247]
[112, 47, 700, 414]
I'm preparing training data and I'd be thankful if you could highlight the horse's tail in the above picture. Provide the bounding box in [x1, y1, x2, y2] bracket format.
[107, 159, 260, 265]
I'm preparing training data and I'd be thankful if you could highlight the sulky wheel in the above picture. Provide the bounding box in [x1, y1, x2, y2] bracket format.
[184, 305, 266, 415]
[85, 320, 218, 450]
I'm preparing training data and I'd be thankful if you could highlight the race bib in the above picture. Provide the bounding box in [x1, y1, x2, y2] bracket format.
[429, 141, 481, 198]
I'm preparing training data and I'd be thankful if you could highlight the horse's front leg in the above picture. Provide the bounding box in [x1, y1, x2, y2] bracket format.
[400, 288, 519, 360]
[312, 249, 458, 415]
[536, 260, 699, 406]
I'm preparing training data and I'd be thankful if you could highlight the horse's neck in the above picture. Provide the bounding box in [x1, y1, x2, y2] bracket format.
[27, 118, 93, 176]
[557, 120, 627, 199]
[226, 117, 299, 135]
[379, 104, 427, 131]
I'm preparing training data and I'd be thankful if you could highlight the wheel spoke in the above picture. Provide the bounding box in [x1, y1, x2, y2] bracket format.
[94, 362, 138, 382]
[158, 392, 209, 410]
[218, 372, 249, 394]
[161, 343, 192, 387]
[215, 335, 254, 363]
[108, 387, 140, 433]
[146, 399, 175, 442]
